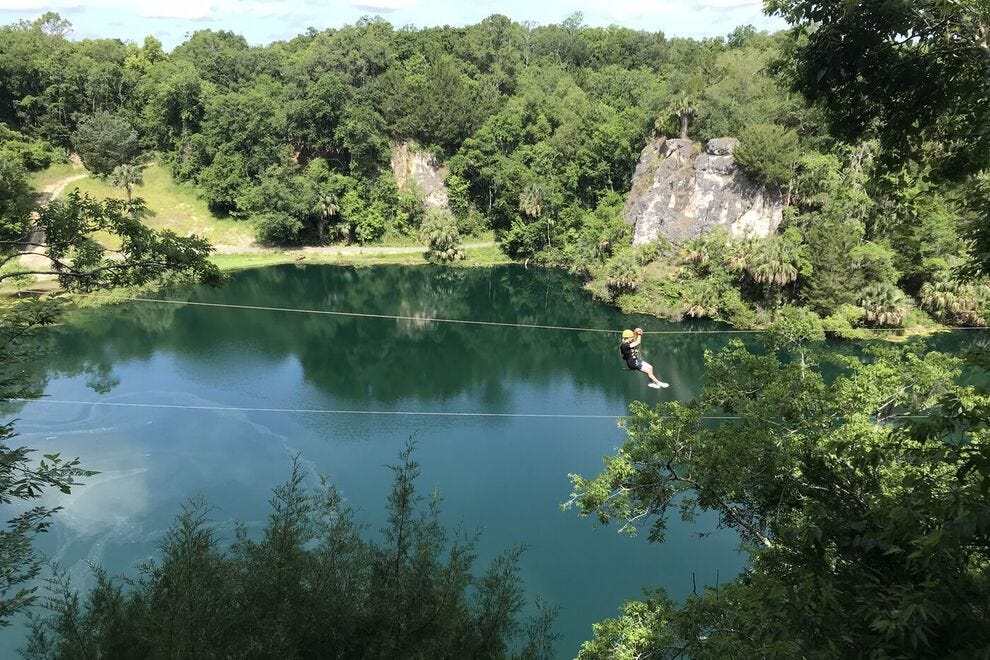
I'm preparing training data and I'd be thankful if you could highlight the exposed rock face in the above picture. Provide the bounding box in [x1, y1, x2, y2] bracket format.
[390, 141, 450, 212]
[624, 137, 784, 245]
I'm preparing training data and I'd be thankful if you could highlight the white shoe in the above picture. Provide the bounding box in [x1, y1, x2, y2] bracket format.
[649, 382, 669, 389]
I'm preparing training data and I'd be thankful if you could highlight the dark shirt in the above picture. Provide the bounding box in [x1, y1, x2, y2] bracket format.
[620, 340, 641, 366]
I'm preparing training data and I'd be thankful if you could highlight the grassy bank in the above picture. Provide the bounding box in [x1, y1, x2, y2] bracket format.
[211, 244, 511, 271]
[60, 164, 256, 247]
[10, 164, 971, 340]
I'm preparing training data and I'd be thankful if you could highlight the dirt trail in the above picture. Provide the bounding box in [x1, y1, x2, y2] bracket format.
[37, 173, 88, 202]
[23, 167, 497, 263]
[17, 171, 89, 275]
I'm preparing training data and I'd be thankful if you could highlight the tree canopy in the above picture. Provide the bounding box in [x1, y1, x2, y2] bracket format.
[569, 332, 990, 658]
[22, 447, 557, 659]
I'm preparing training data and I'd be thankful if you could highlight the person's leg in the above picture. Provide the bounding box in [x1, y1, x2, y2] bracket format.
[641, 362, 668, 388]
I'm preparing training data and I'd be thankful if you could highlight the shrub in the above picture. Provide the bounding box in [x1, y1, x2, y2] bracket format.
[634, 239, 669, 267]
[734, 123, 800, 189]
[858, 282, 909, 327]
[254, 212, 304, 245]
[603, 251, 641, 298]
[421, 210, 465, 262]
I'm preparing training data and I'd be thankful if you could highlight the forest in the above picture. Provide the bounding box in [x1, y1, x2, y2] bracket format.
[2, 6, 988, 331]
[2, 0, 990, 658]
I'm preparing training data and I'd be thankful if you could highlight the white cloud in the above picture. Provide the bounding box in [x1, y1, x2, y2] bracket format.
[695, 0, 761, 8]
[350, 0, 418, 13]
[0, 0, 81, 9]
[136, 0, 216, 19]
[602, 0, 692, 23]
[136, 0, 311, 20]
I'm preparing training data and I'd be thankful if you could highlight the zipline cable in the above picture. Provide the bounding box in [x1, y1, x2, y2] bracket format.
[85, 296, 990, 335]
[11, 398, 631, 419]
[90, 296, 754, 334]
[11, 398, 934, 422]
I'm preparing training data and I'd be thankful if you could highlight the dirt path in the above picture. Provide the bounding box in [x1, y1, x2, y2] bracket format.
[38, 173, 88, 202]
[17, 171, 90, 276]
[23, 167, 497, 265]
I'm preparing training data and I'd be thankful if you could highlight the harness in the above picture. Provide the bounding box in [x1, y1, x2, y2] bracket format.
[619, 341, 642, 369]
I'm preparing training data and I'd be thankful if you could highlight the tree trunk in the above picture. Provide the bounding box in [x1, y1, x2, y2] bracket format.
[679, 112, 690, 140]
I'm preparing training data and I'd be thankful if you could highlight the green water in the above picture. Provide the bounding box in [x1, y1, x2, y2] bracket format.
[12, 264, 979, 657]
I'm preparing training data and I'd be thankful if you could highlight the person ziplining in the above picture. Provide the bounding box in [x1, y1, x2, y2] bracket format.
[620, 328, 669, 389]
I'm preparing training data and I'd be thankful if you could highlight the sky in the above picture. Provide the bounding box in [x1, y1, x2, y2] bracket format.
[0, 0, 786, 49]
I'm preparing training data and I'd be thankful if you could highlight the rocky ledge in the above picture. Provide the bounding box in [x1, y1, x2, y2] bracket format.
[624, 137, 784, 245]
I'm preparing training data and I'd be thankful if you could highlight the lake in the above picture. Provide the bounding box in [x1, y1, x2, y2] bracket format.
[10, 263, 974, 657]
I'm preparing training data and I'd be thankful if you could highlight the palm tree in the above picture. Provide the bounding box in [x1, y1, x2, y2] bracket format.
[920, 279, 962, 322]
[519, 184, 544, 219]
[604, 251, 640, 297]
[746, 239, 799, 288]
[420, 210, 464, 262]
[109, 163, 143, 204]
[314, 192, 341, 244]
[679, 237, 711, 266]
[519, 183, 551, 249]
[681, 284, 718, 319]
[727, 238, 758, 273]
[669, 95, 698, 140]
[921, 277, 990, 325]
[858, 283, 909, 327]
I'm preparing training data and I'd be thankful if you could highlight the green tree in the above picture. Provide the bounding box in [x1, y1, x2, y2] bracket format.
[768, 0, 990, 176]
[0, 191, 218, 290]
[253, 211, 304, 245]
[734, 123, 800, 190]
[336, 100, 389, 178]
[421, 209, 465, 262]
[601, 250, 640, 300]
[71, 112, 141, 176]
[857, 282, 910, 328]
[313, 192, 340, 244]
[569, 336, 990, 658]
[744, 230, 802, 288]
[920, 276, 990, 326]
[667, 94, 698, 140]
[23, 447, 558, 658]
[108, 163, 143, 203]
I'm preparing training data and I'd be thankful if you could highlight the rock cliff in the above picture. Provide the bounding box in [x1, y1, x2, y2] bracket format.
[624, 137, 784, 245]
[390, 141, 451, 212]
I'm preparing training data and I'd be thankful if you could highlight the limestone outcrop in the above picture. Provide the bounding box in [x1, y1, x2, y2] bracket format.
[624, 137, 784, 245]
[390, 141, 450, 212]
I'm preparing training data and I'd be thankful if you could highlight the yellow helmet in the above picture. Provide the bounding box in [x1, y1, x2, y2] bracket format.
[622, 329, 635, 339]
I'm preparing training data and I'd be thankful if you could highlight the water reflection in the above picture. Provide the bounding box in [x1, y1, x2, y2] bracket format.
[48, 265, 740, 408]
[12, 265, 985, 657]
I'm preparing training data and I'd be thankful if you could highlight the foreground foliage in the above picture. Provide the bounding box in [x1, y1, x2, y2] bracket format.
[0, 107, 220, 623]
[568, 327, 990, 658]
[22, 446, 557, 660]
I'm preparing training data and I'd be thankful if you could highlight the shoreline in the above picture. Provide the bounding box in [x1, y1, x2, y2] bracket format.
[3, 255, 976, 343]
[4, 170, 978, 341]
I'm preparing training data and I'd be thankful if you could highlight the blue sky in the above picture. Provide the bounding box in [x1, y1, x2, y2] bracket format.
[0, 0, 786, 50]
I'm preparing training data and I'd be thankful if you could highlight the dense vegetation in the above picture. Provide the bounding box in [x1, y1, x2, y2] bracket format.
[23, 448, 556, 659]
[570, 309, 990, 657]
[3, 9, 986, 331]
[2, 1, 990, 658]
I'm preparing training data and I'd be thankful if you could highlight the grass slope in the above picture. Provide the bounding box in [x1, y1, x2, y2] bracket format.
[61, 164, 255, 247]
